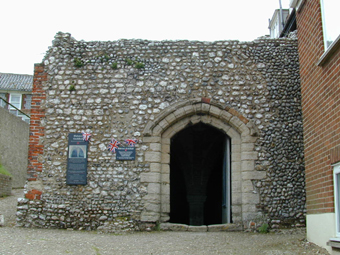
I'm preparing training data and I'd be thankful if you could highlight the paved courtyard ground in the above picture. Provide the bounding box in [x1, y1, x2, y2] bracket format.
[0, 190, 330, 255]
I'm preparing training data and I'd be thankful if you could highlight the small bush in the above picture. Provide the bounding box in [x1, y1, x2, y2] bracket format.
[74, 58, 84, 68]
[126, 59, 133, 65]
[69, 85, 76, 91]
[135, 62, 145, 69]
[111, 63, 118, 69]
[258, 223, 269, 233]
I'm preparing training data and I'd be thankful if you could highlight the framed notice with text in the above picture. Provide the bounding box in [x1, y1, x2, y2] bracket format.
[66, 133, 88, 185]
[116, 147, 136, 161]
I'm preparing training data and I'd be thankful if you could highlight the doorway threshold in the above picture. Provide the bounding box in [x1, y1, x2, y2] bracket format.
[159, 223, 242, 232]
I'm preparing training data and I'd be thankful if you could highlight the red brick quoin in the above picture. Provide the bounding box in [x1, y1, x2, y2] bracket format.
[25, 189, 43, 200]
[26, 63, 47, 200]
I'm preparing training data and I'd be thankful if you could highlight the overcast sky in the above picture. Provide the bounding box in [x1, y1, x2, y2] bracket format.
[1, 0, 291, 75]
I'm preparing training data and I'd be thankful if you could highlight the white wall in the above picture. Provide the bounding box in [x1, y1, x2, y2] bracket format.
[307, 213, 335, 254]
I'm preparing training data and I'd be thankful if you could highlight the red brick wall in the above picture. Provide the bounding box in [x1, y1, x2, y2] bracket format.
[296, 0, 340, 214]
[27, 64, 46, 183]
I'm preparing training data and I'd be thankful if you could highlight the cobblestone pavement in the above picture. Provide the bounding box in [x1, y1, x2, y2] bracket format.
[0, 190, 329, 255]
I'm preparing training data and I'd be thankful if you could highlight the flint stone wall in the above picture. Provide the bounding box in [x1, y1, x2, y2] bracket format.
[17, 32, 305, 231]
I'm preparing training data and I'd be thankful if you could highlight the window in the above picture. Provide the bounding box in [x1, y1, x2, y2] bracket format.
[334, 164, 340, 237]
[9, 94, 21, 110]
[320, 0, 340, 50]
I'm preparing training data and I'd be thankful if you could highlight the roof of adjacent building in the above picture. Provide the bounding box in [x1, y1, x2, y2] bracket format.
[0, 73, 33, 92]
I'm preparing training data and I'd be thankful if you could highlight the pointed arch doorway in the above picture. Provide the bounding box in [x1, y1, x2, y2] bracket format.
[169, 122, 231, 226]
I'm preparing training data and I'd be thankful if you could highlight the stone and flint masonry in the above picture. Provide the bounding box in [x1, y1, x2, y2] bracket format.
[17, 32, 305, 232]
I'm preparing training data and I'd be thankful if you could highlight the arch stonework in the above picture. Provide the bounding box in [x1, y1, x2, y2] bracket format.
[141, 98, 264, 226]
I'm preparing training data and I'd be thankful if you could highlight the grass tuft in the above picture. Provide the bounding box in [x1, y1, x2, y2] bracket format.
[0, 164, 12, 177]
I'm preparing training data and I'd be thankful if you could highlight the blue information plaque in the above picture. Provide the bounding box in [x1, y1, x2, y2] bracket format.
[116, 147, 136, 160]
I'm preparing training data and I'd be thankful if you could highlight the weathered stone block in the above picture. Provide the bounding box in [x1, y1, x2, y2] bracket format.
[242, 170, 266, 180]
[161, 164, 170, 174]
[232, 161, 241, 173]
[145, 152, 161, 162]
[142, 193, 160, 203]
[150, 163, 161, 172]
[242, 193, 260, 205]
[160, 214, 170, 222]
[140, 173, 160, 183]
[232, 205, 242, 214]
[161, 144, 170, 154]
[161, 173, 169, 184]
[241, 152, 258, 160]
[143, 137, 161, 143]
[150, 143, 161, 152]
[161, 194, 170, 205]
[161, 138, 170, 145]
[189, 115, 201, 124]
[207, 224, 242, 232]
[201, 103, 210, 113]
[147, 183, 161, 194]
[230, 116, 243, 128]
[187, 225, 208, 232]
[161, 183, 170, 195]
[241, 143, 255, 152]
[158, 119, 169, 129]
[161, 153, 170, 164]
[173, 108, 186, 119]
[241, 180, 255, 193]
[232, 192, 242, 204]
[140, 212, 160, 222]
[152, 125, 163, 136]
[160, 223, 188, 231]
[241, 161, 255, 171]
[209, 105, 222, 118]
[145, 203, 160, 212]
[161, 203, 170, 213]
[164, 113, 177, 125]
[220, 110, 233, 122]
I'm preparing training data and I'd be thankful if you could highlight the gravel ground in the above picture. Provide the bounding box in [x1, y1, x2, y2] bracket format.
[0, 190, 330, 255]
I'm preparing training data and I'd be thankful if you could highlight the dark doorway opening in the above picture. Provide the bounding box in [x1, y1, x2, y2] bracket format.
[170, 122, 230, 226]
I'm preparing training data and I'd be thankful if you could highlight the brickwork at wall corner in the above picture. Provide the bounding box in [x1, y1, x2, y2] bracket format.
[25, 189, 42, 200]
[27, 63, 46, 182]
[17, 32, 305, 232]
[0, 174, 12, 197]
[297, 0, 340, 214]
